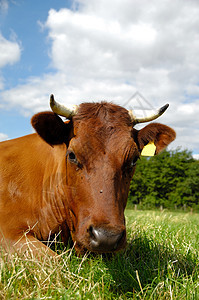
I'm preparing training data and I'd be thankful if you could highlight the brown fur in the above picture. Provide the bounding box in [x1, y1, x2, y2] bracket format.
[0, 102, 176, 256]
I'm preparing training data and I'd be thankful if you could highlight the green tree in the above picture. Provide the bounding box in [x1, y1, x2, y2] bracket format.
[128, 149, 199, 210]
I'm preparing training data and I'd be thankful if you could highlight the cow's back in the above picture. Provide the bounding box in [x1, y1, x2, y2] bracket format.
[0, 134, 66, 241]
[0, 134, 47, 200]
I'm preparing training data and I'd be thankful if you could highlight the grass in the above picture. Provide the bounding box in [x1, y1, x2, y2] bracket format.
[0, 210, 198, 299]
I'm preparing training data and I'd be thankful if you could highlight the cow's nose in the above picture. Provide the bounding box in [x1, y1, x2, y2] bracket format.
[88, 226, 125, 252]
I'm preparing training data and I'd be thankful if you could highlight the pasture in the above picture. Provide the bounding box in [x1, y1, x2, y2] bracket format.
[0, 210, 198, 299]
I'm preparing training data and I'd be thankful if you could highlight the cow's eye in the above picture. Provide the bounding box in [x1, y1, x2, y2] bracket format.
[130, 156, 139, 167]
[123, 156, 139, 174]
[67, 151, 78, 164]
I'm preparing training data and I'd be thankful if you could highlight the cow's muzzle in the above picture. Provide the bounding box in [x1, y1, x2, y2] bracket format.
[88, 225, 126, 252]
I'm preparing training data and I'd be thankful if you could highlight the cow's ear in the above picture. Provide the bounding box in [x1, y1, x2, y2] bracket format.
[31, 112, 72, 146]
[135, 123, 176, 154]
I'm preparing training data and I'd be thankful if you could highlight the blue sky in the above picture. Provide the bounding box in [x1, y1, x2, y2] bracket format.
[0, 0, 199, 158]
[0, 0, 72, 138]
[1, 0, 73, 85]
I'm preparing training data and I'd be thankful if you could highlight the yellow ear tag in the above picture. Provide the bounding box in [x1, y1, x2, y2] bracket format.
[141, 141, 156, 156]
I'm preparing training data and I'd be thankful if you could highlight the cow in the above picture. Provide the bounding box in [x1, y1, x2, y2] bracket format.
[0, 95, 176, 257]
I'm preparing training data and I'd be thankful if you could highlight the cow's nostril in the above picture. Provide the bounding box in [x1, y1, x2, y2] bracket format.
[88, 225, 125, 252]
[88, 225, 97, 241]
[115, 230, 125, 249]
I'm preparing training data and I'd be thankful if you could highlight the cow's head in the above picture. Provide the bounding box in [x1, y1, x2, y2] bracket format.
[31, 95, 176, 253]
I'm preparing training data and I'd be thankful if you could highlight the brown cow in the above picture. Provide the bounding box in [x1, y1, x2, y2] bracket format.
[0, 96, 176, 256]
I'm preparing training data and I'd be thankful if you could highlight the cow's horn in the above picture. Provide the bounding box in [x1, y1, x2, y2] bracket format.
[128, 104, 169, 124]
[50, 94, 78, 118]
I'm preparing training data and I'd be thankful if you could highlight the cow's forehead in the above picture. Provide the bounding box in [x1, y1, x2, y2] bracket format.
[73, 101, 132, 132]
[73, 102, 132, 127]
[69, 102, 136, 162]
[69, 117, 137, 167]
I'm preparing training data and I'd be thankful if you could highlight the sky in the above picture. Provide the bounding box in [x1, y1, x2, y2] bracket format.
[0, 0, 199, 158]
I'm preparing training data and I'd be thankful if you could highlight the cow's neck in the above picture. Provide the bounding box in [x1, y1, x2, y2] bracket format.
[33, 144, 69, 241]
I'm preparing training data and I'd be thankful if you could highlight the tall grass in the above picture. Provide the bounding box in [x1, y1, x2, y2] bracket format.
[0, 210, 198, 299]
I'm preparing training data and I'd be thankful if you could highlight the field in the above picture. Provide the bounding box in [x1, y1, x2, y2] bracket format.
[0, 210, 198, 299]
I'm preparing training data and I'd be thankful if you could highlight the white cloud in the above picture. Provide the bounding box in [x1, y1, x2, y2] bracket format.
[0, 32, 21, 89]
[0, 0, 8, 15]
[1, 0, 199, 153]
[46, 8, 157, 76]
[0, 33, 21, 68]
[0, 132, 8, 142]
[193, 154, 199, 160]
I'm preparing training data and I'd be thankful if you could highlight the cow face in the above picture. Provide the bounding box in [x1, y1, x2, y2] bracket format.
[32, 102, 175, 253]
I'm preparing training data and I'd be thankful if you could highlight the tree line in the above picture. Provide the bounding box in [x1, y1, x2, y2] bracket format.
[128, 149, 199, 211]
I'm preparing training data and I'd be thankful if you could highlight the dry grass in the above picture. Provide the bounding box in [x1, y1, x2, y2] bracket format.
[0, 210, 198, 299]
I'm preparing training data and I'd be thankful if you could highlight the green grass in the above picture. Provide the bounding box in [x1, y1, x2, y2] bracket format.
[0, 210, 198, 299]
